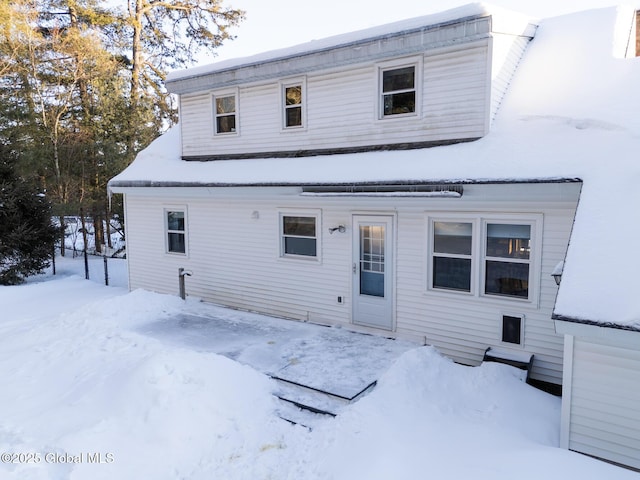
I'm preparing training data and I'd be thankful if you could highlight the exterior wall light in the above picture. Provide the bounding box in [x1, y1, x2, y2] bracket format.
[328, 225, 346, 234]
[551, 261, 564, 286]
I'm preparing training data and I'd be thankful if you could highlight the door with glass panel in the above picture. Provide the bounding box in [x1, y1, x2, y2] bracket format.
[352, 216, 394, 330]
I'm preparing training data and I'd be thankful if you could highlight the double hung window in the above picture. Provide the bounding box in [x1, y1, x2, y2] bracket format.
[213, 92, 237, 134]
[281, 215, 317, 258]
[432, 222, 473, 292]
[381, 65, 416, 117]
[284, 84, 303, 128]
[166, 210, 186, 254]
[429, 216, 539, 302]
[484, 223, 531, 299]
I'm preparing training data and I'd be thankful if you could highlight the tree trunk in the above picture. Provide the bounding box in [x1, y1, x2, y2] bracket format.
[105, 207, 112, 249]
[93, 214, 103, 254]
[60, 215, 66, 256]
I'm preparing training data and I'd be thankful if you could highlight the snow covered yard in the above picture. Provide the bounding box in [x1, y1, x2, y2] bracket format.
[0, 256, 637, 479]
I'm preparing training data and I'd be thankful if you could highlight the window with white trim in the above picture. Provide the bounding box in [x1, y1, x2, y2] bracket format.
[483, 223, 531, 299]
[432, 221, 473, 292]
[213, 92, 237, 134]
[283, 82, 303, 128]
[380, 64, 416, 117]
[429, 215, 540, 302]
[280, 214, 317, 258]
[166, 210, 186, 254]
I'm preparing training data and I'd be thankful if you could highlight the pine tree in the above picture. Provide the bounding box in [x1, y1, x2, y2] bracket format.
[0, 142, 60, 285]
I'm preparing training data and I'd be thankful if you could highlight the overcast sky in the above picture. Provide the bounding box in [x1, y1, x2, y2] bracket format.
[204, 0, 634, 63]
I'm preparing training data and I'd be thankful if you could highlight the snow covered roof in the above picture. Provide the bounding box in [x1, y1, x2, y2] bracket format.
[165, 3, 536, 87]
[109, 5, 640, 330]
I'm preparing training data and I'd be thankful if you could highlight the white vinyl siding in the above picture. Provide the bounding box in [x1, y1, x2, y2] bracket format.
[179, 41, 492, 158]
[566, 336, 640, 470]
[122, 182, 579, 385]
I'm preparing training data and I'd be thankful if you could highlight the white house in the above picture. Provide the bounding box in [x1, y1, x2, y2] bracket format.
[108, 3, 640, 470]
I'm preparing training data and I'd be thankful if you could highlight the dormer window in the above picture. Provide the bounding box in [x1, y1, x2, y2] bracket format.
[381, 65, 416, 117]
[281, 78, 305, 129]
[636, 11, 640, 56]
[213, 91, 237, 134]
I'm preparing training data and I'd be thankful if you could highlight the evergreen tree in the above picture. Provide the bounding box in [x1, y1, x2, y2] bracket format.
[0, 142, 60, 285]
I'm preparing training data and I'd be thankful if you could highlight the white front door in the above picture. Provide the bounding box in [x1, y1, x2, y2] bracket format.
[352, 215, 394, 330]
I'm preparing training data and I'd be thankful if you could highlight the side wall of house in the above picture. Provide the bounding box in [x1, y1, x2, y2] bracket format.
[564, 334, 640, 470]
[122, 183, 579, 384]
[179, 40, 492, 158]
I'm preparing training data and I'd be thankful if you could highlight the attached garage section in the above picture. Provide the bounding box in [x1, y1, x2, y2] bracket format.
[561, 330, 640, 471]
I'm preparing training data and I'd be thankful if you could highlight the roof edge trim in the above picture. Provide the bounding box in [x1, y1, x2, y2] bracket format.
[552, 313, 640, 333]
[108, 178, 582, 190]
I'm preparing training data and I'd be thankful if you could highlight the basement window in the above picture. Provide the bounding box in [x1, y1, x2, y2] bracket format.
[501, 315, 523, 345]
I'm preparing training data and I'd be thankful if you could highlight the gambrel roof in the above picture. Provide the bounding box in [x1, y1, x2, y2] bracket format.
[110, 5, 640, 330]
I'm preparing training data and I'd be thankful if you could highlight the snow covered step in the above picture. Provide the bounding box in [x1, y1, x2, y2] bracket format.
[272, 377, 349, 416]
[482, 347, 534, 380]
[271, 375, 376, 428]
[274, 397, 335, 430]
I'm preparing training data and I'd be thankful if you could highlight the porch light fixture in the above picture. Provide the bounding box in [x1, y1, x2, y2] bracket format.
[328, 225, 346, 234]
[551, 261, 564, 286]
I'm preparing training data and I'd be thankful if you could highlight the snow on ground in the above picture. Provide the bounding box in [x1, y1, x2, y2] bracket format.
[0, 256, 637, 479]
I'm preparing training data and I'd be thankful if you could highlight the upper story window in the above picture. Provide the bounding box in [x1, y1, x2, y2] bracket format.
[213, 92, 237, 134]
[166, 209, 186, 254]
[285, 85, 302, 127]
[636, 11, 640, 56]
[381, 65, 416, 117]
[281, 79, 305, 129]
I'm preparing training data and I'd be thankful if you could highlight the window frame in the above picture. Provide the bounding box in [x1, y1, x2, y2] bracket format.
[500, 313, 525, 347]
[211, 89, 239, 136]
[279, 210, 321, 261]
[481, 220, 534, 301]
[428, 217, 476, 295]
[427, 214, 542, 304]
[165, 207, 188, 256]
[377, 57, 422, 120]
[280, 78, 306, 130]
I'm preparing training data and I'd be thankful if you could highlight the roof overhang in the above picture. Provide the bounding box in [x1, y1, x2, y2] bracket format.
[554, 315, 640, 348]
[166, 10, 536, 95]
[108, 177, 581, 192]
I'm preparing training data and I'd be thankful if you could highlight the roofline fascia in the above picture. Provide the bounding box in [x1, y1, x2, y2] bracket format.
[552, 313, 640, 333]
[108, 177, 582, 191]
[166, 14, 499, 94]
